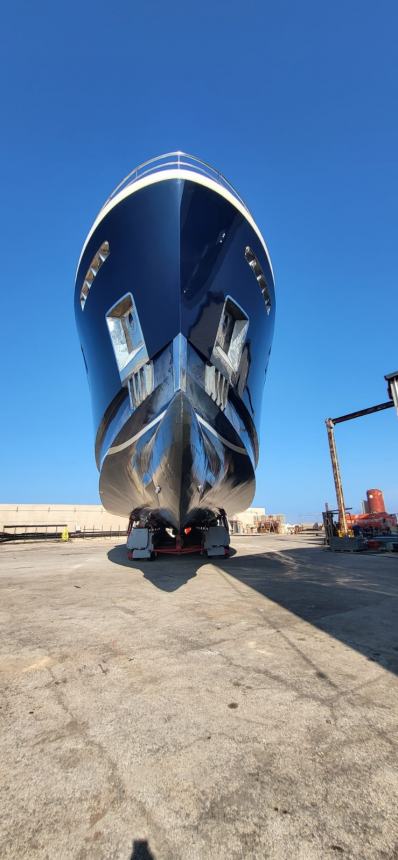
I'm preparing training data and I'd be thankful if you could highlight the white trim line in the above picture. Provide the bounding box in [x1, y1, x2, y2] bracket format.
[105, 407, 249, 458]
[76, 169, 274, 279]
[107, 411, 166, 456]
[196, 414, 248, 456]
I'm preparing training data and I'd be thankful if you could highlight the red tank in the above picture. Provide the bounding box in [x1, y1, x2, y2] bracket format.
[366, 489, 385, 514]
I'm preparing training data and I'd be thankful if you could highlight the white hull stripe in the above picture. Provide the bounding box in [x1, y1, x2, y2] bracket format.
[107, 411, 166, 455]
[106, 409, 248, 458]
[77, 169, 274, 280]
[196, 415, 248, 455]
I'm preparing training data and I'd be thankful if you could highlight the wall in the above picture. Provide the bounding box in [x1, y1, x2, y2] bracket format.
[0, 504, 128, 533]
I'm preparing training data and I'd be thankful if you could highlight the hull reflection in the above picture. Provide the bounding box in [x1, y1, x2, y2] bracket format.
[74, 153, 275, 529]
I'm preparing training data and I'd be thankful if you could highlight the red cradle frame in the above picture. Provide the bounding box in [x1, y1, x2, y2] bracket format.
[155, 544, 203, 555]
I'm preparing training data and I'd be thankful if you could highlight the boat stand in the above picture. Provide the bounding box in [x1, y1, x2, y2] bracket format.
[126, 524, 230, 560]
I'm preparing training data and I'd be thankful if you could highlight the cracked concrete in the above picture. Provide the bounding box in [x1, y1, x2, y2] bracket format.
[0, 534, 398, 859]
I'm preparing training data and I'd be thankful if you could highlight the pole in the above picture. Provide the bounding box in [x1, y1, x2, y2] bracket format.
[325, 419, 348, 536]
[331, 400, 393, 425]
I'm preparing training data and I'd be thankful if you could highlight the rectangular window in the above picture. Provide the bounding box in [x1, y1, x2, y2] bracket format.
[106, 293, 148, 384]
[213, 297, 249, 375]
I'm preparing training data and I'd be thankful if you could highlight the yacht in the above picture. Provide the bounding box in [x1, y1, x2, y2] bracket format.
[74, 153, 275, 552]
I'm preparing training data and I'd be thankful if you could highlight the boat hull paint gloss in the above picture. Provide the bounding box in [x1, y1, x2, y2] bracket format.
[74, 154, 275, 528]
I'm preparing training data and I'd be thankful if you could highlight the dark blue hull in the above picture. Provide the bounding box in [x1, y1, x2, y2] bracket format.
[74, 158, 275, 528]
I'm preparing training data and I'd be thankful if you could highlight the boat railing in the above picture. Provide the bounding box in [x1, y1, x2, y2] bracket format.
[101, 152, 248, 212]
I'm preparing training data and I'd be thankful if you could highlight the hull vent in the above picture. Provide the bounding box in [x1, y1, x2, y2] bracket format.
[205, 364, 229, 411]
[128, 362, 154, 409]
[245, 246, 272, 315]
[80, 241, 109, 310]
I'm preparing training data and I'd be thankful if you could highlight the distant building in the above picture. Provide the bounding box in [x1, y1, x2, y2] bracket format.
[0, 504, 324, 538]
[229, 507, 286, 534]
[0, 504, 128, 535]
[230, 507, 265, 533]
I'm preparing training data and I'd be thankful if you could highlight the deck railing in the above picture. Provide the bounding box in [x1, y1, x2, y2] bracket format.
[101, 151, 248, 212]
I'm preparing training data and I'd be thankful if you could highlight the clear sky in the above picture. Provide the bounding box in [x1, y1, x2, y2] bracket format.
[1, 0, 397, 521]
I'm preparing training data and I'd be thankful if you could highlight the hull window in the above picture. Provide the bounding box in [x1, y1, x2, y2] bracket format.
[80, 241, 110, 310]
[106, 293, 149, 385]
[245, 246, 272, 315]
[212, 296, 249, 376]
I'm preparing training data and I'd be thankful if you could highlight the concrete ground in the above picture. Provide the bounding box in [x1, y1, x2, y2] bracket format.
[0, 535, 398, 860]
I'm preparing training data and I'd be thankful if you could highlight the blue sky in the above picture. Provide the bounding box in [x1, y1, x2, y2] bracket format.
[0, 0, 397, 521]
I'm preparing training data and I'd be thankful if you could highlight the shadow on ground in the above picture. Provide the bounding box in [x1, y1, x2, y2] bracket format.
[108, 540, 398, 674]
[107, 543, 235, 592]
[108, 544, 198, 591]
[130, 840, 156, 859]
[220, 545, 398, 674]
